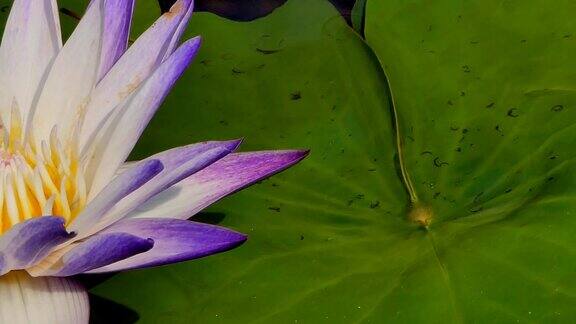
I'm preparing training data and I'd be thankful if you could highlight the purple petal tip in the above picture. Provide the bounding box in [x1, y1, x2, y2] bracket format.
[145, 159, 165, 174]
[277, 149, 311, 165]
[225, 138, 244, 152]
[182, 36, 202, 52]
[296, 149, 310, 159]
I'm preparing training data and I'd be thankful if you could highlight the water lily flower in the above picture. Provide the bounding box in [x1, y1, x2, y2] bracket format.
[0, 0, 307, 322]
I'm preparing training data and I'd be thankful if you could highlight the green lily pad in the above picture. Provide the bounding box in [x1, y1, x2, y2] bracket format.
[63, 0, 576, 322]
[351, 0, 366, 34]
[362, 0, 576, 321]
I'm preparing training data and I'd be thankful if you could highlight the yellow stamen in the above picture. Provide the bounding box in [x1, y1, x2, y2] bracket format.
[0, 105, 86, 233]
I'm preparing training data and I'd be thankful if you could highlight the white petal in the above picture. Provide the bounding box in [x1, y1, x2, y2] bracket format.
[0, 271, 89, 324]
[0, 0, 62, 128]
[29, 0, 104, 146]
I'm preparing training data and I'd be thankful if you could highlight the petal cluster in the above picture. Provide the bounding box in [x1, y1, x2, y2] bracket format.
[0, 0, 307, 277]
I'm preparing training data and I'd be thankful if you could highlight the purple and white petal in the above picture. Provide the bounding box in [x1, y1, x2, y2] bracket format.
[163, 0, 195, 59]
[44, 232, 154, 276]
[29, 0, 106, 145]
[98, 0, 135, 80]
[87, 218, 246, 273]
[69, 159, 164, 238]
[80, 0, 195, 149]
[89, 140, 241, 234]
[129, 150, 309, 220]
[0, 0, 62, 127]
[148, 139, 242, 174]
[0, 217, 72, 275]
[85, 38, 201, 198]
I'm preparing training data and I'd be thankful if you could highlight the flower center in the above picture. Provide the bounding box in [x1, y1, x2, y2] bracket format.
[0, 106, 86, 233]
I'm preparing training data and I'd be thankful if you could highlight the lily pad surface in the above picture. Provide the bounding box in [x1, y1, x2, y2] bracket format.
[364, 0, 576, 321]
[54, 0, 576, 322]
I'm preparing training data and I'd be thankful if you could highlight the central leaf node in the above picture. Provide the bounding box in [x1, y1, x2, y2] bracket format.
[408, 204, 433, 228]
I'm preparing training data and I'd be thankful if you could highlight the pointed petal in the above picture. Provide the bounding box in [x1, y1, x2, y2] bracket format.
[125, 140, 242, 198]
[88, 140, 241, 234]
[149, 139, 242, 174]
[29, 0, 105, 145]
[163, 0, 195, 59]
[0, 0, 62, 127]
[87, 218, 246, 273]
[85, 38, 201, 197]
[98, 0, 135, 80]
[130, 150, 309, 219]
[0, 217, 72, 275]
[43, 232, 153, 276]
[69, 159, 164, 237]
[79, 0, 195, 148]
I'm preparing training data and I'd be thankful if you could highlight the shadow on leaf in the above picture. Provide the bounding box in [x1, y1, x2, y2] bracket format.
[89, 294, 139, 324]
[192, 211, 227, 225]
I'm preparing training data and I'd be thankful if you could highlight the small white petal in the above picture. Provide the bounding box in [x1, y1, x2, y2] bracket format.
[0, 271, 89, 324]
